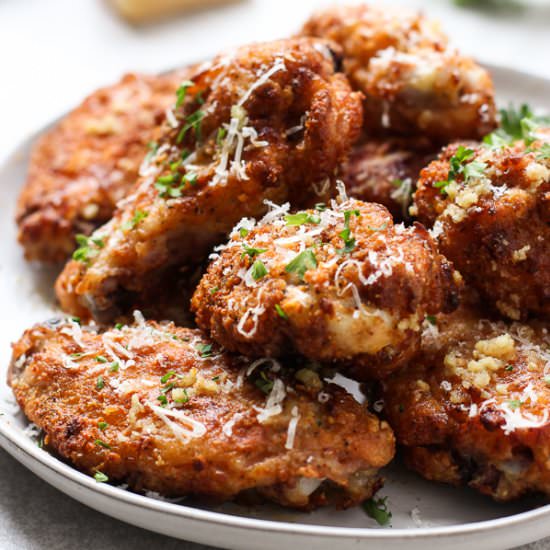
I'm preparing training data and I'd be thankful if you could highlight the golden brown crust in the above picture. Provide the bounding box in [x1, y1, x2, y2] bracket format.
[192, 196, 461, 380]
[342, 137, 437, 221]
[9, 318, 394, 509]
[16, 71, 187, 262]
[300, 4, 497, 141]
[55, 38, 363, 322]
[413, 137, 550, 320]
[381, 296, 550, 501]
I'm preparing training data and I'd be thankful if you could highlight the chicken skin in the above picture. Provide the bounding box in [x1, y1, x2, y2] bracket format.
[16, 71, 186, 263]
[412, 131, 550, 320]
[300, 4, 496, 141]
[9, 316, 394, 509]
[55, 38, 363, 322]
[381, 295, 550, 501]
[342, 137, 436, 221]
[192, 191, 461, 380]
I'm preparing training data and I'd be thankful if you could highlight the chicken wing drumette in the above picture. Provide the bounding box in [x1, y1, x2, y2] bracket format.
[16, 71, 186, 262]
[192, 191, 461, 380]
[381, 296, 550, 501]
[300, 4, 496, 141]
[342, 137, 436, 221]
[9, 316, 394, 509]
[412, 129, 550, 320]
[55, 38, 363, 322]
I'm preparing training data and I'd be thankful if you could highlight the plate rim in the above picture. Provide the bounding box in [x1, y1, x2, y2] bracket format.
[2, 61, 550, 544]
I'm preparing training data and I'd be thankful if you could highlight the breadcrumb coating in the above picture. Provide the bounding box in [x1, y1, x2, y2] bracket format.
[55, 38, 363, 322]
[301, 4, 496, 140]
[192, 191, 461, 380]
[9, 316, 394, 509]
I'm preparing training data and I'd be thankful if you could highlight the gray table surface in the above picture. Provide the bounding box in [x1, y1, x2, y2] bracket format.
[0, 448, 547, 550]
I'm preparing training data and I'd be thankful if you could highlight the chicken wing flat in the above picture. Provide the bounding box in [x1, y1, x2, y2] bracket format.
[9, 316, 394, 509]
[300, 4, 496, 141]
[412, 128, 550, 320]
[55, 38, 363, 322]
[342, 137, 436, 221]
[380, 296, 550, 501]
[192, 191, 461, 380]
[16, 71, 186, 263]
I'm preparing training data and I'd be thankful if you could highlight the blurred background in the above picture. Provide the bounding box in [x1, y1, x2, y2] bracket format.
[0, 0, 549, 156]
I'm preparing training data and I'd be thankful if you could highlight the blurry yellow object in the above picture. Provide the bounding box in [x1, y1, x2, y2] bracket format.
[109, 0, 237, 23]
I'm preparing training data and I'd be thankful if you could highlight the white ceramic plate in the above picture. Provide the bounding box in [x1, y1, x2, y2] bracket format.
[1, 64, 550, 550]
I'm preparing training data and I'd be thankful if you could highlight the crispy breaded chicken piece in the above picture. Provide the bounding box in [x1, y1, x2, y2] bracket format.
[9, 316, 394, 509]
[192, 193, 461, 380]
[300, 4, 496, 141]
[381, 295, 550, 501]
[342, 137, 436, 221]
[412, 133, 550, 320]
[16, 71, 186, 262]
[55, 38, 363, 322]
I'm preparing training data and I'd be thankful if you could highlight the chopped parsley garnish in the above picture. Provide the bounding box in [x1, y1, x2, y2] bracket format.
[95, 355, 107, 363]
[426, 315, 437, 325]
[177, 109, 205, 144]
[337, 209, 360, 254]
[392, 178, 403, 188]
[504, 365, 514, 372]
[109, 362, 120, 373]
[94, 439, 111, 449]
[210, 286, 219, 294]
[157, 394, 168, 406]
[98, 421, 108, 431]
[196, 343, 213, 358]
[508, 399, 522, 410]
[94, 471, 109, 483]
[284, 212, 320, 226]
[241, 243, 267, 258]
[255, 370, 274, 394]
[70, 353, 83, 359]
[314, 203, 327, 212]
[484, 104, 550, 147]
[212, 376, 220, 382]
[161, 371, 176, 384]
[216, 127, 227, 147]
[175, 80, 194, 109]
[96, 376, 105, 390]
[121, 210, 148, 231]
[434, 145, 486, 195]
[144, 141, 158, 162]
[161, 382, 175, 394]
[275, 304, 288, 319]
[173, 388, 189, 404]
[285, 248, 317, 280]
[71, 317, 81, 325]
[72, 234, 105, 264]
[251, 259, 268, 280]
[239, 227, 249, 238]
[115, 323, 123, 330]
[363, 496, 392, 526]
[534, 143, 550, 160]
[155, 171, 197, 198]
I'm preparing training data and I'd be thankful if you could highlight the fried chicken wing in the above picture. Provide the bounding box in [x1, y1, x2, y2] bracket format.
[55, 38, 363, 322]
[16, 71, 186, 263]
[9, 316, 394, 509]
[342, 137, 436, 221]
[192, 192, 461, 380]
[300, 4, 496, 141]
[381, 296, 550, 501]
[412, 133, 550, 320]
